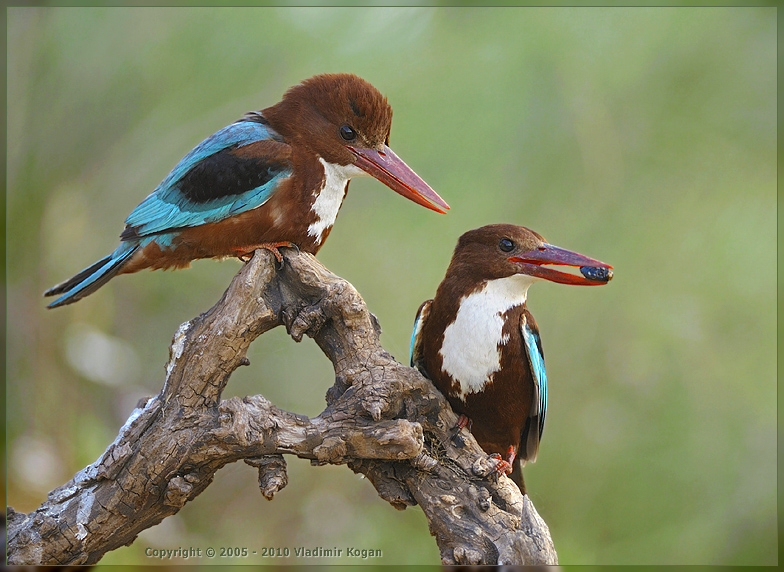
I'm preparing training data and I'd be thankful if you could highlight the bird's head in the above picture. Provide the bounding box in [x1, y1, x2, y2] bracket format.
[264, 73, 449, 213]
[450, 224, 613, 286]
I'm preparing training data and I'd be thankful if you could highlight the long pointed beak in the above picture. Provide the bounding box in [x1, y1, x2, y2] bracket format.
[509, 243, 613, 285]
[348, 145, 450, 214]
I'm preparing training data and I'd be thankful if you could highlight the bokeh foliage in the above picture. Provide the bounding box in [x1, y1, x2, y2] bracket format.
[6, 6, 776, 565]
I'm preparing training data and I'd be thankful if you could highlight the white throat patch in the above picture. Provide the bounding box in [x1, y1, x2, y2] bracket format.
[308, 158, 366, 243]
[439, 274, 536, 400]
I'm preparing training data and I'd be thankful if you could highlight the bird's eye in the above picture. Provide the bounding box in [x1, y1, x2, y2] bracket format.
[339, 125, 357, 141]
[499, 238, 515, 252]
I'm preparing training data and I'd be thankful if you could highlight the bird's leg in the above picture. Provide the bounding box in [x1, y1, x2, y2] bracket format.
[234, 242, 297, 267]
[489, 445, 517, 476]
[455, 414, 473, 432]
[449, 414, 473, 446]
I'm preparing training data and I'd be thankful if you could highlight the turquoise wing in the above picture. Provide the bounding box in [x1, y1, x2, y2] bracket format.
[520, 310, 547, 464]
[122, 117, 292, 242]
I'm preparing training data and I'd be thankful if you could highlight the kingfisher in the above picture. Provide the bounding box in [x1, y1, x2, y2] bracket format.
[45, 73, 449, 308]
[410, 224, 612, 493]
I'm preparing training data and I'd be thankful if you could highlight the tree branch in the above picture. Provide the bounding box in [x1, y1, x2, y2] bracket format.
[6, 249, 557, 565]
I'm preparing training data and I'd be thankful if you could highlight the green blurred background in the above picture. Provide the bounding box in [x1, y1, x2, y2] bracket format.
[6, 6, 776, 566]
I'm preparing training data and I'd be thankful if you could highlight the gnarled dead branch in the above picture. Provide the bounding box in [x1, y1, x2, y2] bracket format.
[6, 250, 557, 565]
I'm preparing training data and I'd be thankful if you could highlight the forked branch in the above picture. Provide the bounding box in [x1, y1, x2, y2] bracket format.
[6, 250, 557, 565]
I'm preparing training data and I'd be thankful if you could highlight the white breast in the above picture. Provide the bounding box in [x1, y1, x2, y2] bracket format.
[439, 274, 535, 400]
[308, 158, 366, 243]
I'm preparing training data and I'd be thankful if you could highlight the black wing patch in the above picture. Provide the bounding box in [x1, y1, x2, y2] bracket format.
[177, 142, 289, 203]
[240, 111, 270, 125]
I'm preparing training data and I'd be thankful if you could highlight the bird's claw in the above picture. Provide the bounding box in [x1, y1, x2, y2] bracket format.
[488, 453, 513, 476]
[275, 242, 300, 270]
[449, 414, 472, 447]
[234, 242, 297, 269]
[455, 414, 473, 432]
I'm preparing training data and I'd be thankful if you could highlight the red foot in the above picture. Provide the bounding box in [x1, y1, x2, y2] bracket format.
[489, 453, 513, 475]
[455, 414, 473, 432]
[490, 445, 517, 476]
[235, 241, 297, 263]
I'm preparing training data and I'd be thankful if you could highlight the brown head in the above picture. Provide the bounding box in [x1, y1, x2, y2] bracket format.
[264, 74, 391, 160]
[444, 223, 614, 288]
[263, 73, 449, 213]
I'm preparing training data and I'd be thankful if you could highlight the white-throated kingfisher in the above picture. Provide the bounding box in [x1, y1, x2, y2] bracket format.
[410, 224, 612, 493]
[45, 73, 449, 308]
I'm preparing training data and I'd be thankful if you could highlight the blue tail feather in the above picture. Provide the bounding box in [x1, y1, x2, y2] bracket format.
[45, 243, 139, 308]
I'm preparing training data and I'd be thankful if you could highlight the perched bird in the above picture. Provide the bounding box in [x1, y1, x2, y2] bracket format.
[410, 224, 612, 493]
[45, 73, 449, 308]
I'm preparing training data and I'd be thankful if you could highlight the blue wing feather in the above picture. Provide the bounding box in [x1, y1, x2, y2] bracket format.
[409, 310, 422, 367]
[410, 300, 432, 374]
[47, 242, 139, 308]
[124, 121, 292, 241]
[523, 323, 547, 438]
[45, 119, 292, 307]
[521, 313, 547, 463]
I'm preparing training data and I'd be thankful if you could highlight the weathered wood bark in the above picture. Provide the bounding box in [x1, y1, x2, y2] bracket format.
[6, 250, 557, 566]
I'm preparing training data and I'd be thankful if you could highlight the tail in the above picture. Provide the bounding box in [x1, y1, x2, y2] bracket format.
[44, 242, 139, 308]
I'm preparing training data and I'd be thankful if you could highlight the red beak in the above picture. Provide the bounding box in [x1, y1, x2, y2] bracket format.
[509, 243, 613, 286]
[349, 145, 450, 214]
